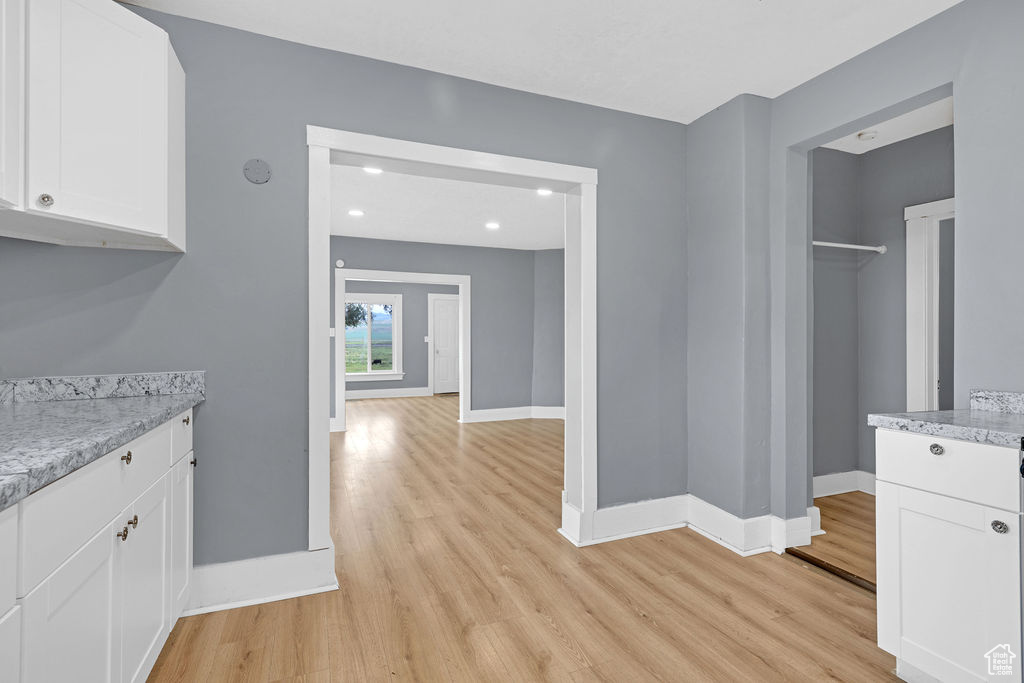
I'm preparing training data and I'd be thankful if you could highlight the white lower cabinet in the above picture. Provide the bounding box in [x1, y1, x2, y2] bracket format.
[121, 477, 170, 683]
[169, 454, 193, 620]
[13, 412, 194, 682]
[21, 520, 122, 683]
[876, 430, 1023, 683]
[0, 605, 21, 683]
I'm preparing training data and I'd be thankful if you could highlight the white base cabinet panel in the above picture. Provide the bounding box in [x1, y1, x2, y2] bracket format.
[13, 410, 195, 683]
[876, 428, 1024, 683]
[21, 520, 122, 683]
[0, 606, 21, 683]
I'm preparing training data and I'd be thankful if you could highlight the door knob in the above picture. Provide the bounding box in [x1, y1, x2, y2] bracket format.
[992, 520, 1010, 534]
[116, 526, 130, 541]
[183, 415, 190, 426]
[128, 514, 138, 529]
[37, 193, 54, 207]
[121, 451, 133, 465]
[929, 443, 944, 455]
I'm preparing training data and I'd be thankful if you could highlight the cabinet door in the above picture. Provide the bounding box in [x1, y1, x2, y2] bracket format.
[877, 481, 1021, 682]
[0, 0, 24, 208]
[21, 519, 122, 683]
[169, 454, 193, 622]
[121, 476, 170, 683]
[25, 0, 167, 234]
[0, 606, 21, 683]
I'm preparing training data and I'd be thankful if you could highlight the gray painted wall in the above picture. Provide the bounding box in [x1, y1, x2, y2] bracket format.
[857, 126, 954, 472]
[330, 280, 458, 413]
[810, 127, 954, 477]
[810, 148, 861, 476]
[531, 249, 564, 407]
[685, 94, 772, 518]
[768, 0, 1018, 516]
[0, 7, 686, 564]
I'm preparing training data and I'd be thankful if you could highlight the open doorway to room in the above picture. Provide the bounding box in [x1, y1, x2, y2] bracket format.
[305, 128, 599, 554]
[792, 96, 955, 590]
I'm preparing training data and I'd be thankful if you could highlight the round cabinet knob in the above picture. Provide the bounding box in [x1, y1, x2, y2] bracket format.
[121, 451, 133, 465]
[128, 514, 139, 529]
[992, 520, 1010, 534]
[37, 193, 54, 207]
[116, 526, 130, 541]
[929, 443, 945, 455]
[183, 415, 190, 426]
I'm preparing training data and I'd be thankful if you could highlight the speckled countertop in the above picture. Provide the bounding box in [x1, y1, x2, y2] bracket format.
[0, 372, 204, 512]
[868, 389, 1024, 449]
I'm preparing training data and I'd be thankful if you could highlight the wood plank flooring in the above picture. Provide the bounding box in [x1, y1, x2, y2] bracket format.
[149, 396, 895, 682]
[787, 492, 877, 591]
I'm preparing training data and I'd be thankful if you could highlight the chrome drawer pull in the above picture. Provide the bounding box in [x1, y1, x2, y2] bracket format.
[929, 443, 944, 455]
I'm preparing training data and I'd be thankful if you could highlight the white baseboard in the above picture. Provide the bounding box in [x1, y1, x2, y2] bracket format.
[562, 493, 814, 556]
[813, 470, 875, 497]
[808, 505, 824, 536]
[345, 386, 432, 400]
[185, 547, 338, 616]
[461, 405, 566, 423]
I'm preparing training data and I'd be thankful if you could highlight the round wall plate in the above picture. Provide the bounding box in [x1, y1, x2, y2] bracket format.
[243, 158, 272, 184]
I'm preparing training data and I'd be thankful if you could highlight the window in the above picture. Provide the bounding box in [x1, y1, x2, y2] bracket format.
[344, 293, 403, 380]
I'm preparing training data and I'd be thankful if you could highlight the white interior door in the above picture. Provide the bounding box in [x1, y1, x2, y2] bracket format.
[905, 198, 954, 411]
[431, 295, 460, 394]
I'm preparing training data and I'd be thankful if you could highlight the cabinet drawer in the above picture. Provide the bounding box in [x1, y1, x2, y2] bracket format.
[0, 505, 16, 615]
[19, 421, 171, 594]
[170, 408, 192, 465]
[875, 429, 1021, 512]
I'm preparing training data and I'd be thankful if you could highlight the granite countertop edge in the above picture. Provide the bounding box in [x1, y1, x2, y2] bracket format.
[867, 412, 1023, 449]
[0, 393, 204, 512]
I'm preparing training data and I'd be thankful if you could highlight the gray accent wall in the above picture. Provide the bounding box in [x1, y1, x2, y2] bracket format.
[531, 249, 564, 407]
[810, 127, 955, 477]
[686, 94, 772, 518]
[0, 7, 687, 564]
[810, 148, 862, 477]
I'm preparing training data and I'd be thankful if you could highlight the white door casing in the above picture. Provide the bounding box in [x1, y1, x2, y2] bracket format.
[309, 126, 597, 551]
[905, 197, 954, 412]
[429, 294, 460, 394]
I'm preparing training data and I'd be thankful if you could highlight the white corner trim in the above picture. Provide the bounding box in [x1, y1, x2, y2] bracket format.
[808, 505, 824, 537]
[812, 470, 876, 497]
[460, 406, 566, 423]
[904, 197, 954, 220]
[568, 493, 813, 556]
[329, 417, 345, 433]
[185, 548, 338, 616]
[345, 386, 431, 400]
[590, 495, 689, 542]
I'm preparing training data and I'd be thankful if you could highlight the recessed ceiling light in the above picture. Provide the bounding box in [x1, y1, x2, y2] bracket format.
[363, 166, 383, 175]
[485, 221, 500, 230]
[348, 209, 365, 217]
[536, 188, 553, 197]
[857, 130, 878, 141]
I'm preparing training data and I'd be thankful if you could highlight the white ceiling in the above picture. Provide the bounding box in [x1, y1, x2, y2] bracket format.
[124, 0, 963, 124]
[822, 97, 954, 154]
[331, 166, 565, 250]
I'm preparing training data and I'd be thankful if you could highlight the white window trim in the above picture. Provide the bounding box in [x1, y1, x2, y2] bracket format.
[343, 292, 404, 381]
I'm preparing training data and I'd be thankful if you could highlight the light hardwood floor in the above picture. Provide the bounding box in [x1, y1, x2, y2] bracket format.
[150, 396, 895, 682]
[787, 492, 877, 591]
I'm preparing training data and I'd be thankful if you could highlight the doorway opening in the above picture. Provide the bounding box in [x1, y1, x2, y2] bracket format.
[306, 127, 599, 553]
[795, 96, 955, 589]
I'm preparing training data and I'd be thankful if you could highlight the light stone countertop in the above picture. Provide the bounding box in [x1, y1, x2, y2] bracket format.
[867, 408, 1024, 450]
[0, 372, 205, 512]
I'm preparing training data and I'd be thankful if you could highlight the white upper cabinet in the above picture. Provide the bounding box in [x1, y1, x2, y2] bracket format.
[0, 0, 24, 209]
[0, 0, 185, 251]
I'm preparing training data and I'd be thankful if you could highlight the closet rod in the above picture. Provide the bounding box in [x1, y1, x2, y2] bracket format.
[812, 240, 887, 254]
